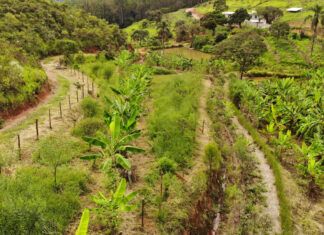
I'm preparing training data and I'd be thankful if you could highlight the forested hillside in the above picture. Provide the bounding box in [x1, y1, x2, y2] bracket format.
[68, 0, 208, 27]
[0, 0, 125, 120]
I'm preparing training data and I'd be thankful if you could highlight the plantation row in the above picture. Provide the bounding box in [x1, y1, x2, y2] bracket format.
[229, 71, 324, 195]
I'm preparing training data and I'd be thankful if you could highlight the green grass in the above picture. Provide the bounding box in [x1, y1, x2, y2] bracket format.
[162, 47, 212, 60]
[231, 105, 293, 235]
[79, 56, 118, 100]
[148, 72, 202, 168]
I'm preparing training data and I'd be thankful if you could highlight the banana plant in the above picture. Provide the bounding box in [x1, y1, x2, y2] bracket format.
[81, 114, 144, 171]
[75, 209, 90, 235]
[92, 179, 137, 233]
[93, 179, 137, 212]
[275, 130, 292, 161]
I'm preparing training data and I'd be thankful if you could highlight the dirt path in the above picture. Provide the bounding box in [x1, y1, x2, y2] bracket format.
[186, 8, 204, 20]
[186, 77, 212, 183]
[231, 117, 281, 234]
[0, 58, 95, 170]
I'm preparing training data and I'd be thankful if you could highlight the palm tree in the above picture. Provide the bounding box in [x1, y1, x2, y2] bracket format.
[304, 4, 324, 56]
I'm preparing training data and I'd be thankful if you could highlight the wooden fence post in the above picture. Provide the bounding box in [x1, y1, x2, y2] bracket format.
[69, 95, 71, 109]
[17, 134, 21, 159]
[49, 109, 52, 129]
[141, 199, 145, 230]
[36, 119, 39, 140]
[82, 85, 85, 99]
[59, 102, 62, 118]
[76, 90, 79, 103]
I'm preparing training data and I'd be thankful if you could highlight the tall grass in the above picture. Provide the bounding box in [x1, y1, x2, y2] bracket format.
[148, 72, 202, 168]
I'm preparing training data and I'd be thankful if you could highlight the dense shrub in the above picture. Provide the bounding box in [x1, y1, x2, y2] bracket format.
[0, 58, 47, 113]
[72, 117, 105, 137]
[192, 35, 213, 50]
[201, 45, 216, 53]
[80, 97, 101, 118]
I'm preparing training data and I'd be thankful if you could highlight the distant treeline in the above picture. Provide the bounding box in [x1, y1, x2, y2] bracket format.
[0, 0, 126, 60]
[68, 0, 208, 27]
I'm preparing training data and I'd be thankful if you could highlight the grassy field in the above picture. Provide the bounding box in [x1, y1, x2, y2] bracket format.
[162, 47, 212, 60]
[149, 72, 202, 168]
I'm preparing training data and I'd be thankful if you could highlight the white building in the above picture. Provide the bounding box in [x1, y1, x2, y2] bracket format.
[287, 7, 303, 13]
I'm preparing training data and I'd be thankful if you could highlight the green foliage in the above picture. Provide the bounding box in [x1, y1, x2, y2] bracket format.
[72, 117, 105, 137]
[131, 29, 149, 45]
[76, 209, 90, 235]
[204, 142, 222, 173]
[158, 157, 177, 174]
[0, 167, 88, 234]
[200, 11, 227, 33]
[215, 31, 267, 79]
[228, 8, 250, 28]
[149, 73, 201, 168]
[0, 56, 47, 112]
[146, 52, 193, 71]
[192, 35, 213, 50]
[270, 20, 290, 38]
[257, 6, 283, 24]
[213, 0, 228, 13]
[0, 0, 126, 57]
[92, 179, 137, 233]
[35, 135, 78, 189]
[71, 0, 203, 27]
[81, 97, 101, 118]
[229, 72, 324, 144]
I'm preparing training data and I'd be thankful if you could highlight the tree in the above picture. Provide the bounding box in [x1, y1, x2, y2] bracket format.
[157, 21, 172, 49]
[189, 22, 204, 47]
[131, 29, 149, 46]
[229, 8, 250, 28]
[304, 4, 324, 56]
[200, 11, 227, 35]
[204, 142, 222, 177]
[147, 9, 163, 22]
[175, 23, 190, 42]
[213, 0, 228, 13]
[270, 20, 290, 38]
[37, 136, 73, 191]
[215, 31, 267, 79]
[257, 6, 283, 24]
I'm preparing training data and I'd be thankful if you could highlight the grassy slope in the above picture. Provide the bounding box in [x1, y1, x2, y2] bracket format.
[196, 0, 323, 23]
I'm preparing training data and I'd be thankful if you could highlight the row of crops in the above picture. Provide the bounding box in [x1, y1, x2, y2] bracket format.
[229, 70, 324, 195]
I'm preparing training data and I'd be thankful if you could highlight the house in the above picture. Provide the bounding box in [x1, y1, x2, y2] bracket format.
[246, 11, 270, 28]
[222, 12, 235, 18]
[287, 7, 303, 13]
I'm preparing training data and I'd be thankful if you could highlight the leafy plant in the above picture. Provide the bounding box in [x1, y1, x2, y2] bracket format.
[75, 209, 90, 235]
